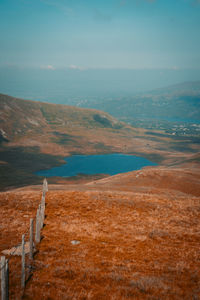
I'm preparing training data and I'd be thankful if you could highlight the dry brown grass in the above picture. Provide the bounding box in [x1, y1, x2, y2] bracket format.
[1, 166, 200, 299]
[0, 190, 42, 299]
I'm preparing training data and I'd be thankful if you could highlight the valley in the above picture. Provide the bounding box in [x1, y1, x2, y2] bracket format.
[0, 92, 199, 190]
[0, 92, 200, 299]
[74, 81, 200, 136]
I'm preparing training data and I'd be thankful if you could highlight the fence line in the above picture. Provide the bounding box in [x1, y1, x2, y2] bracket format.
[1, 178, 48, 300]
[29, 219, 34, 261]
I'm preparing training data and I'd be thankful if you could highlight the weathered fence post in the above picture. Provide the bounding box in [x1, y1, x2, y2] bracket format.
[41, 178, 47, 228]
[29, 219, 34, 260]
[5, 259, 9, 300]
[1, 256, 6, 300]
[41, 193, 45, 206]
[41, 204, 44, 228]
[38, 204, 42, 230]
[43, 178, 48, 194]
[35, 209, 40, 243]
[21, 235, 25, 289]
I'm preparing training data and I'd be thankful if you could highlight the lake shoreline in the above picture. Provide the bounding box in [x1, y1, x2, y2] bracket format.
[36, 153, 157, 178]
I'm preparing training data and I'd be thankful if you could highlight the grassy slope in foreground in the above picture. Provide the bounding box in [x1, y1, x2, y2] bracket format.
[1, 165, 200, 299]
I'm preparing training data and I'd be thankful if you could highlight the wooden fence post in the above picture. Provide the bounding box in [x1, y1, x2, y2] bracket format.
[41, 193, 45, 206]
[42, 192, 45, 221]
[29, 219, 34, 260]
[5, 259, 9, 300]
[1, 256, 6, 300]
[43, 202, 45, 224]
[42, 190, 46, 200]
[21, 235, 25, 289]
[35, 209, 40, 243]
[38, 204, 42, 230]
[41, 204, 43, 229]
[43, 178, 48, 193]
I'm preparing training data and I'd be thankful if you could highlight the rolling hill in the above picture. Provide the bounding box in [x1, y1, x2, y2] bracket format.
[0, 93, 126, 147]
[0, 93, 134, 189]
[0, 93, 199, 190]
[0, 93, 158, 190]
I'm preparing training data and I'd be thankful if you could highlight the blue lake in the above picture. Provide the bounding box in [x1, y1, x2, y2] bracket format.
[36, 153, 157, 177]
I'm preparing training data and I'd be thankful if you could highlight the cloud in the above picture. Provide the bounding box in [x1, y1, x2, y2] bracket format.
[69, 65, 85, 71]
[40, 65, 55, 70]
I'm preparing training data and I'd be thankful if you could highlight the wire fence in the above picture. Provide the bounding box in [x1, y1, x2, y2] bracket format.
[1, 178, 48, 300]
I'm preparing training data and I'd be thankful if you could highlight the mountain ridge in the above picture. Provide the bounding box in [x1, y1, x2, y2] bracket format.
[77, 81, 200, 126]
[142, 80, 200, 97]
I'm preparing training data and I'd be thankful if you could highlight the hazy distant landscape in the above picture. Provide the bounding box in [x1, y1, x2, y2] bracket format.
[77, 81, 200, 134]
[1, 66, 200, 103]
[1, 66, 200, 136]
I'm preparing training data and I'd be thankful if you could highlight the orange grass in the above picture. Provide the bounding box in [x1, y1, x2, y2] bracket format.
[1, 167, 200, 299]
[0, 190, 42, 299]
[23, 189, 200, 299]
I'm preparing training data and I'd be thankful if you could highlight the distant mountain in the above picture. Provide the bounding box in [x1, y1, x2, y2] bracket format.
[148, 81, 200, 97]
[78, 81, 200, 124]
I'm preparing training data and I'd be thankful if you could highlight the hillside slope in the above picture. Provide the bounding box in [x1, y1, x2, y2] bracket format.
[1, 165, 200, 299]
[0, 93, 199, 190]
[0, 93, 152, 189]
[0, 93, 129, 189]
[0, 93, 126, 151]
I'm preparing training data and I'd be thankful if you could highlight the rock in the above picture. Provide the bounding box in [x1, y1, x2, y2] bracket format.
[71, 240, 80, 245]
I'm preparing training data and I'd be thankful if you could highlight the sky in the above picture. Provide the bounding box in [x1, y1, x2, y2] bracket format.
[0, 0, 200, 71]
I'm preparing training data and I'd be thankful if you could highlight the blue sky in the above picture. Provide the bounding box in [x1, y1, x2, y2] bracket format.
[0, 0, 200, 70]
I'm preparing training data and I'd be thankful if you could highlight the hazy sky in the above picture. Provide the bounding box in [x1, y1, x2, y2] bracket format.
[0, 0, 200, 71]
